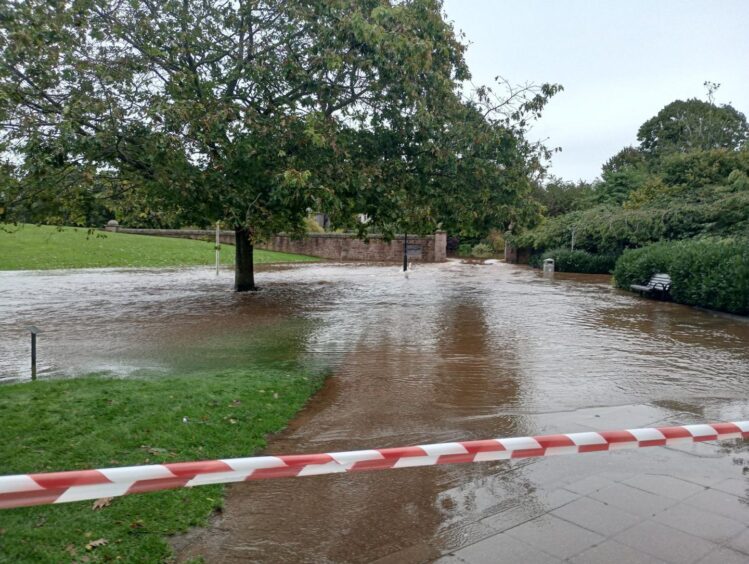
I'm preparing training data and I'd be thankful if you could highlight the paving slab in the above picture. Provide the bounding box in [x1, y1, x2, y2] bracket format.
[446, 532, 562, 564]
[652, 502, 745, 543]
[614, 521, 718, 564]
[563, 475, 617, 496]
[697, 547, 749, 564]
[623, 473, 707, 500]
[570, 540, 668, 564]
[589, 483, 679, 518]
[551, 495, 640, 537]
[713, 477, 749, 498]
[503, 514, 605, 560]
[727, 528, 749, 555]
[478, 488, 578, 533]
[685, 488, 749, 522]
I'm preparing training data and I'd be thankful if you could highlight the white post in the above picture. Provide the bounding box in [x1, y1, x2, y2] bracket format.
[215, 221, 220, 275]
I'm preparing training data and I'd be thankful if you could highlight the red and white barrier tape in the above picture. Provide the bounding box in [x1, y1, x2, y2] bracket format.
[2, 421, 747, 510]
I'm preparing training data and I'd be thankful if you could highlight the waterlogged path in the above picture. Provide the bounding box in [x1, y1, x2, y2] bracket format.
[1, 262, 748, 562]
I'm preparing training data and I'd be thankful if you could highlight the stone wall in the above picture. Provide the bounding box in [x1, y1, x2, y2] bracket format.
[107, 227, 237, 245]
[105, 225, 447, 263]
[262, 232, 447, 262]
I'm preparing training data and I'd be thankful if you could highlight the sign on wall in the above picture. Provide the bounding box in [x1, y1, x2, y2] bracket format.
[406, 244, 422, 258]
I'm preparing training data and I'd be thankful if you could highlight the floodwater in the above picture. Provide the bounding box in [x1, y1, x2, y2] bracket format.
[1, 261, 749, 562]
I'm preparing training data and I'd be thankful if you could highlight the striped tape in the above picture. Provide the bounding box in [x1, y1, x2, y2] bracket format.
[1, 421, 747, 510]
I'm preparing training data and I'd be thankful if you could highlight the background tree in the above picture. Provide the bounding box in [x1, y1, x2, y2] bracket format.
[601, 146, 646, 175]
[530, 176, 596, 217]
[637, 99, 749, 160]
[332, 80, 561, 240]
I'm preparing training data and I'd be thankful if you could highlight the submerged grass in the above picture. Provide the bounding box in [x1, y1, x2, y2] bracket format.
[0, 370, 326, 563]
[0, 224, 318, 270]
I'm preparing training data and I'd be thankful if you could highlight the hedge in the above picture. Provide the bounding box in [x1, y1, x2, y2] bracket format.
[513, 190, 749, 255]
[530, 248, 617, 274]
[613, 238, 749, 315]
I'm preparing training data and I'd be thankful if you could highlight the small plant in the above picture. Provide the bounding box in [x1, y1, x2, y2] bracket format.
[486, 229, 505, 253]
[471, 242, 493, 258]
[457, 243, 473, 257]
[303, 216, 325, 233]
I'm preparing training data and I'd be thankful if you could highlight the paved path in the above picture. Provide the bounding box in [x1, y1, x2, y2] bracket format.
[430, 404, 749, 564]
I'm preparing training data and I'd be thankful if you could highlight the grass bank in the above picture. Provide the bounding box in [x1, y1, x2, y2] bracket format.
[0, 369, 326, 562]
[0, 224, 318, 270]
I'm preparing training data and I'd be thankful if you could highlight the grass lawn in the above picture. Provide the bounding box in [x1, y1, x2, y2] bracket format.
[0, 224, 318, 270]
[0, 369, 326, 562]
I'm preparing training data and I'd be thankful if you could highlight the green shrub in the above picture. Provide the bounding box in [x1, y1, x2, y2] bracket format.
[457, 243, 473, 257]
[486, 229, 505, 253]
[531, 248, 617, 274]
[471, 242, 493, 258]
[304, 216, 325, 233]
[513, 190, 749, 255]
[614, 238, 749, 314]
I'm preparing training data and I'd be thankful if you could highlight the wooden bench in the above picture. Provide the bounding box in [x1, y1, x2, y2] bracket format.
[631, 273, 672, 298]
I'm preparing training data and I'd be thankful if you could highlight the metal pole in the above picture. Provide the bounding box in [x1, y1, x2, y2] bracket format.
[215, 221, 220, 276]
[403, 232, 408, 272]
[31, 332, 36, 381]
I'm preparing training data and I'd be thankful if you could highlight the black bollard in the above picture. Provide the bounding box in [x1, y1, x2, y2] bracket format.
[403, 233, 408, 272]
[28, 325, 40, 381]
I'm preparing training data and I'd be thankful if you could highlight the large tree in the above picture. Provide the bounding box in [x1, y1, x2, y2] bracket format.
[1, 0, 559, 289]
[637, 99, 749, 160]
[0, 0, 470, 290]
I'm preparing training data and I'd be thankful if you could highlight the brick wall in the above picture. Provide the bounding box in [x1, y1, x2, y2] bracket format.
[105, 226, 447, 263]
[262, 232, 446, 262]
[109, 227, 237, 246]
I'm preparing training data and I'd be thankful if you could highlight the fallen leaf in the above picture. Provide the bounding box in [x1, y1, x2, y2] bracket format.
[85, 538, 108, 551]
[65, 544, 77, 556]
[92, 497, 112, 510]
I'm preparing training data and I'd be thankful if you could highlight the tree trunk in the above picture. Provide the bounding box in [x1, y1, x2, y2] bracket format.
[234, 227, 256, 292]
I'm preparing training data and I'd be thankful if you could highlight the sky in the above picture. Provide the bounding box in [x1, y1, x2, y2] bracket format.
[442, 0, 749, 182]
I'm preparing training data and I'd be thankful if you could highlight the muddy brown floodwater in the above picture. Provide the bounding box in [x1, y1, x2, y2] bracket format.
[1, 261, 748, 562]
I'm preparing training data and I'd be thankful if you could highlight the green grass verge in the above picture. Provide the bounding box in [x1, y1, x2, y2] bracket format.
[0, 370, 326, 562]
[0, 224, 318, 270]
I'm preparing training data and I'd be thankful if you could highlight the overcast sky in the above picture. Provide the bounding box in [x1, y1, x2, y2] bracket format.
[442, 0, 749, 182]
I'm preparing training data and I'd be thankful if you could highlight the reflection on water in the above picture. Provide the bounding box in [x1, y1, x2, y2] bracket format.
[1, 262, 749, 562]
